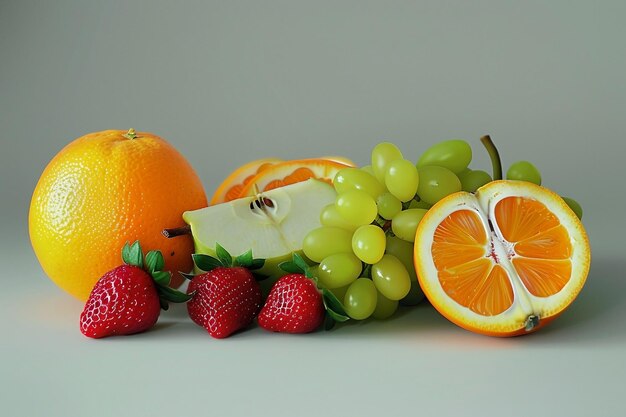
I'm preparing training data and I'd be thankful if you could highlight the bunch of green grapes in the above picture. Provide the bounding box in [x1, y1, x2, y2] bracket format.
[301, 142, 437, 321]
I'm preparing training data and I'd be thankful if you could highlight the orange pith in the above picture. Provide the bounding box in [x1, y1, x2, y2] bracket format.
[415, 180, 590, 337]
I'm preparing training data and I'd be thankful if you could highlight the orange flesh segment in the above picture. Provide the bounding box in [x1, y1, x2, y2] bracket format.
[256, 162, 276, 173]
[263, 179, 285, 191]
[495, 196, 560, 242]
[283, 167, 316, 185]
[512, 258, 571, 298]
[494, 196, 573, 298]
[514, 225, 572, 259]
[261, 167, 317, 191]
[220, 162, 279, 203]
[242, 174, 257, 186]
[432, 210, 514, 316]
[224, 184, 244, 202]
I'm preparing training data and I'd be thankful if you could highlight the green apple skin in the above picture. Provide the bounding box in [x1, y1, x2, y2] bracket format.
[183, 179, 337, 287]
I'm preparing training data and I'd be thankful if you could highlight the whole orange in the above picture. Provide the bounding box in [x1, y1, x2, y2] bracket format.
[29, 129, 208, 300]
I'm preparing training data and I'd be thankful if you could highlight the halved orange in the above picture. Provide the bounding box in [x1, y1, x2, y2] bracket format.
[414, 180, 590, 337]
[210, 158, 283, 204]
[238, 158, 353, 197]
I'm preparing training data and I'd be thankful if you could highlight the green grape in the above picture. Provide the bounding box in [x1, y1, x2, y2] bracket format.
[334, 167, 386, 198]
[372, 291, 399, 319]
[391, 208, 428, 242]
[385, 159, 419, 202]
[371, 254, 411, 300]
[416, 139, 472, 174]
[385, 235, 414, 267]
[352, 225, 386, 264]
[408, 199, 431, 209]
[561, 196, 583, 220]
[336, 190, 378, 226]
[401, 279, 426, 306]
[320, 204, 360, 231]
[330, 284, 349, 301]
[376, 192, 402, 220]
[361, 165, 375, 175]
[416, 165, 462, 205]
[317, 253, 362, 289]
[344, 278, 378, 320]
[371, 142, 403, 183]
[385, 235, 424, 305]
[457, 167, 471, 177]
[506, 161, 542, 185]
[302, 226, 353, 263]
[458, 169, 492, 192]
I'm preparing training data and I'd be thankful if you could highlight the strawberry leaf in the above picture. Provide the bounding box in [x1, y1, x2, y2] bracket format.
[192, 254, 222, 272]
[158, 285, 194, 303]
[326, 308, 349, 323]
[305, 267, 316, 280]
[250, 258, 265, 270]
[121, 242, 131, 264]
[123, 241, 143, 268]
[235, 249, 253, 268]
[145, 250, 164, 273]
[279, 261, 302, 274]
[152, 270, 171, 286]
[179, 271, 196, 281]
[215, 243, 232, 266]
[292, 252, 310, 272]
[159, 298, 169, 311]
[324, 315, 335, 330]
[322, 289, 349, 320]
[252, 272, 270, 282]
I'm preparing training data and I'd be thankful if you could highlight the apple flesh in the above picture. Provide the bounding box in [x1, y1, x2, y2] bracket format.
[183, 179, 337, 281]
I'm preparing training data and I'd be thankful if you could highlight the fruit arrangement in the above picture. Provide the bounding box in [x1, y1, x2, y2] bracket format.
[29, 129, 590, 339]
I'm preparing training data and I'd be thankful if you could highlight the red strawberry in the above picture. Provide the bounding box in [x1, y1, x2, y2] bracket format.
[80, 241, 192, 339]
[258, 253, 349, 333]
[258, 274, 325, 333]
[185, 244, 264, 338]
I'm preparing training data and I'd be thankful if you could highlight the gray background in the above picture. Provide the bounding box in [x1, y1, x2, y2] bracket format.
[1, 1, 625, 416]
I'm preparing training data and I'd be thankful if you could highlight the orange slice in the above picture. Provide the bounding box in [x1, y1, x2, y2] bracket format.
[238, 158, 353, 198]
[210, 158, 283, 204]
[414, 180, 590, 337]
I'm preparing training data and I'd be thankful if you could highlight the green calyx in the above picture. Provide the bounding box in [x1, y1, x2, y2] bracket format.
[189, 243, 267, 281]
[121, 241, 193, 310]
[279, 253, 350, 331]
[122, 128, 138, 140]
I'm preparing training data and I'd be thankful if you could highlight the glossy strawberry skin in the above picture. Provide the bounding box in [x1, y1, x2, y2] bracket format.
[187, 267, 262, 339]
[258, 274, 325, 334]
[80, 265, 161, 338]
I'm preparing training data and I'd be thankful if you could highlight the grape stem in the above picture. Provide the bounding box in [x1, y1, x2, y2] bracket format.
[373, 216, 392, 233]
[480, 135, 502, 180]
[361, 263, 372, 279]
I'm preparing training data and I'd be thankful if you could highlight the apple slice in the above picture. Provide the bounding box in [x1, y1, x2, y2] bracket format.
[182, 179, 337, 279]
